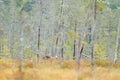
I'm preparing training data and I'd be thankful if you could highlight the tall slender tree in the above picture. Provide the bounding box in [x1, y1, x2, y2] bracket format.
[114, 19, 120, 64]
[73, 20, 77, 60]
[55, 0, 64, 58]
[9, 0, 16, 59]
[77, 32, 86, 79]
[91, 0, 96, 73]
[19, 0, 24, 72]
[37, 0, 42, 63]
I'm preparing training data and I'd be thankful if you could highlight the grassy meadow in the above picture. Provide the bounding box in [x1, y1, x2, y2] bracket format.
[0, 59, 120, 80]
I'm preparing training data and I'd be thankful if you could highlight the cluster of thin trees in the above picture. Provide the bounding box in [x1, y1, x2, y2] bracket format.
[0, 0, 120, 76]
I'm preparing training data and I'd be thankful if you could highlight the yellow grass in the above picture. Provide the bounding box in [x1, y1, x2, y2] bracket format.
[0, 59, 120, 80]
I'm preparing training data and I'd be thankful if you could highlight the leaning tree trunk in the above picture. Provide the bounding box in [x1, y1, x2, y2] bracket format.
[77, 33, 86, 79]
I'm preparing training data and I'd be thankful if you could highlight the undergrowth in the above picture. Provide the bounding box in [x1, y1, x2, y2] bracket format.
[0, 59, 120, 80]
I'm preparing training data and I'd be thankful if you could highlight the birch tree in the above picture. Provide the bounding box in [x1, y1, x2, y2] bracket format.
[77, 33, 86, 79]
[73, 21, 77, 60]
[37, 0, 42, 63]
[55, 0, 64, 58]
[9, 0, 16, 58]
[19, 0, 24, 72]
[114, 19, 120, 64]
[91, 0, 96, 73]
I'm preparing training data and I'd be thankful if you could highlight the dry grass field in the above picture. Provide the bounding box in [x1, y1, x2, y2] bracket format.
[0, 59, 120, 80]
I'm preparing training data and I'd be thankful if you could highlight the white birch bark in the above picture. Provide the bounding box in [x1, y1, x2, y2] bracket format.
[114, 19, 120, 64]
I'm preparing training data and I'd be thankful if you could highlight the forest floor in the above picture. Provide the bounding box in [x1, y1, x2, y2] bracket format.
[0, 58, 120, 80]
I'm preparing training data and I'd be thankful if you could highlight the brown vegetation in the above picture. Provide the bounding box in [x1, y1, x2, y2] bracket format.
[0, 59, 120, 80]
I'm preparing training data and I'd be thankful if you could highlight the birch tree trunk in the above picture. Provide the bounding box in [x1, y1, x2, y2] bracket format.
[10, 0, 15, 59]
[114, 19, 120, 64]
[30, 9, 34, 63]
[55, 0, 64, 57]
[37, 0, 42, 63]
[19, 0, 24, 72]
[73, 21, 77, 60]
[91, 0, 96, 73]
[60, 0, 65, 59]
[77, 33, 86, 79]
[51, 1, 55, 56]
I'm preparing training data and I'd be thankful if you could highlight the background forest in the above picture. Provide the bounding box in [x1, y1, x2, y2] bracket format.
[0, 0, 120, 80]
